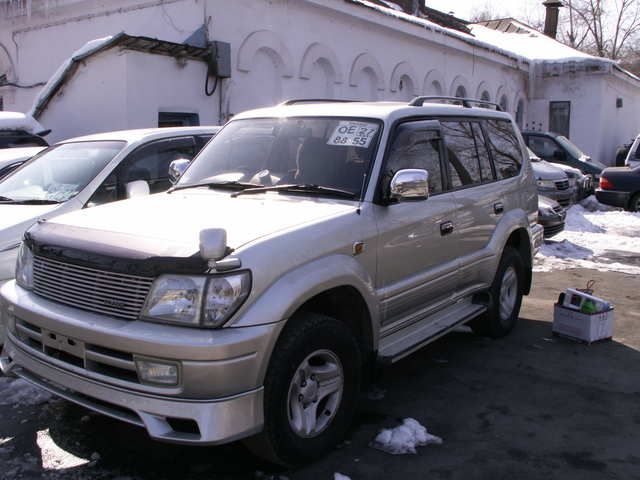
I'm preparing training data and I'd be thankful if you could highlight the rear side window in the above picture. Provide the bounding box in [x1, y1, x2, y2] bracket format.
[484, 120, 522, 179]
[442, 121, 494, 188]
[384, 121, 444, 196]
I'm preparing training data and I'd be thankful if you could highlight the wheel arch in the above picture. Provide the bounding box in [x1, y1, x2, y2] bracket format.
[504, 227, 533, 294]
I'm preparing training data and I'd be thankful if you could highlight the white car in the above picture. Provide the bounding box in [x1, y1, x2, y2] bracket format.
[0, 147, 45, 180]
[0, 126, 219, 342]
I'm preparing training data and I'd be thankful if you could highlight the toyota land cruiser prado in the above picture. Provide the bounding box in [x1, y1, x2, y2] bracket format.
[1, 98, 542, 465]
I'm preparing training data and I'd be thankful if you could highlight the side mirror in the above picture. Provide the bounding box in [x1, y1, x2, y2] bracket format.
[168, 158, 191, 184]
[125, 180, 150, 199]
[390, 169, 429, 202]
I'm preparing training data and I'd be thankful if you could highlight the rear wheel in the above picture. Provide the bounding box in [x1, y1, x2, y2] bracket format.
[245, 313, 361, 466]
[470, 247, 524, 338]
[627, 193, 640, 212]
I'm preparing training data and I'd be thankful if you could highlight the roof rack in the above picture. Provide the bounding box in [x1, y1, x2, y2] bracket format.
[279, 98, 360, 106]
[409, 96, 503, 111]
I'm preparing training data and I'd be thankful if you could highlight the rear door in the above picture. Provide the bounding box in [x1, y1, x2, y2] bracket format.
[375, 120, 461, 328]
[440, 119, 503, 294]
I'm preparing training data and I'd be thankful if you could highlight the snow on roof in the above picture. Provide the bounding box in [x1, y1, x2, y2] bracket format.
[0, 111, 45, 134]
[470, 21, 595, 62]
[28, 35, 116, 120]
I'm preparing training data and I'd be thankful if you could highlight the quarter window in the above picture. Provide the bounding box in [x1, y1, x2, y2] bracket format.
[385, 121, 443, 196]
[484, 119, 522, 179]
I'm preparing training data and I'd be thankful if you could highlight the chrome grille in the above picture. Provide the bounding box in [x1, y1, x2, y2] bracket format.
[555, 180, 570, 190]
[33, 256, 154, 320]
[552, 205, 565, 214]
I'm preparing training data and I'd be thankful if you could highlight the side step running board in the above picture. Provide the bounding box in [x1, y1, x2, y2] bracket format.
[378, 302, 486, 364]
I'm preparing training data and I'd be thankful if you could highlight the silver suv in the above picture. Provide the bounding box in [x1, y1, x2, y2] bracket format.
[1, 98, 542, 465]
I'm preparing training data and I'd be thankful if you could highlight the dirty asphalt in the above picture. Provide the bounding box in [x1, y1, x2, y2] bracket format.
[0, 268, 638, 480]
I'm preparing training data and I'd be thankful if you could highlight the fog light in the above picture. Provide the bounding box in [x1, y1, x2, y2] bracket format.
[135, 358, 179, 386]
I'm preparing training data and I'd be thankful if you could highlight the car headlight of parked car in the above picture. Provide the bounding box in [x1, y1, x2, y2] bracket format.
[142, 272, 251, 328]
[536, 179, 557, 190]
[15, 243, 34, 290]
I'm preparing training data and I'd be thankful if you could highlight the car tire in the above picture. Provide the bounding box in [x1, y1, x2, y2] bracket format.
[627, 193, 640, 212]
[470, 247, 524, 338]
[244, 313, 361, 466]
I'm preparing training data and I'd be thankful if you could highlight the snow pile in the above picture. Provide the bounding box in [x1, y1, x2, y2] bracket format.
[536, 197, 640, 275]
[371, 418, 442, 455]
[0, 111, 45, 134]
[0, 377, 52, 406]
[29, 35, 117, 119]
[37, 428, 90, 470]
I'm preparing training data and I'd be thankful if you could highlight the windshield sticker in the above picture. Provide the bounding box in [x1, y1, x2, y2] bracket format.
[327, 122, 379, 148]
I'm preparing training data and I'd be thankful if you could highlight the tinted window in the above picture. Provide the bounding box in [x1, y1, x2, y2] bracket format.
[526, 135, 558, 159]
[442, 121, 482, 188]
[473, 123, 494, 182]
[384, 121, 443, 196]
[123, 137, 197, 194]
[485, 120, 522, 179]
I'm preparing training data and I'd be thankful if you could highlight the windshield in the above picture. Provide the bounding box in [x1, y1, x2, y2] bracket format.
[0, 141, 125, 203]
[178, 117, 382, 198]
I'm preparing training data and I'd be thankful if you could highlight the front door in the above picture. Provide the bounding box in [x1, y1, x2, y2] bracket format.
[375, 120, 460, 329]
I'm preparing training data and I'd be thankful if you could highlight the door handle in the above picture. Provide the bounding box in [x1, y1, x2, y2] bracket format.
[440, 221, 454, 236]
[493, 202, 504, 214]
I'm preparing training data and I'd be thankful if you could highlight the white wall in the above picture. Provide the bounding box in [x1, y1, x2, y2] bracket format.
[0, 0, 529, 142]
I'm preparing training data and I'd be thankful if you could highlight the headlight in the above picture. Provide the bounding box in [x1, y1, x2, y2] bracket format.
[15, 243, 34, 290]
[142, 272, 250, 328]
[536, 179, 556, 189]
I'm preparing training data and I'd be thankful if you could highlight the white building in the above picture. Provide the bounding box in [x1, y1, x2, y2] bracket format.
[1, 0, 638, 164]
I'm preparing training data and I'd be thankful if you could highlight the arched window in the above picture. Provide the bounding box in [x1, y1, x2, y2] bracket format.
[481, 91, 490, 102]
[515, 99, 525, 129]
[455, 85, 467, 99]
[499, 95, 509, 112]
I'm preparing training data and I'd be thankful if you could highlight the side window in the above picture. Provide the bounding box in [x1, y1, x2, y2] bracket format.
[122, 137, 197, 194]
[87, 172, 117, 207]
[527, 135, 558, 159]
[484, 120, 522, 179]
[473, 123, 495, 182]
[384, 121, 444, 197]
[441, 121, 482, 188]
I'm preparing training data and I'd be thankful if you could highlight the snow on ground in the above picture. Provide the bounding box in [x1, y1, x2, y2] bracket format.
[535, 197, 640, 275]
[37, 428, 90, 470]
[371, 418, 442, 455]
[0, 376, 52, 406]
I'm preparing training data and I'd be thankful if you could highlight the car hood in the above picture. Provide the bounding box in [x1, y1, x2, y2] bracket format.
[0, 204, 60, 250]
[531, 160, 567, 181]
[33, 189, 359, 258]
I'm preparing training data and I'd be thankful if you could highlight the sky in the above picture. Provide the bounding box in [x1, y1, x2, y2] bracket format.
[424, 0, 546, 22]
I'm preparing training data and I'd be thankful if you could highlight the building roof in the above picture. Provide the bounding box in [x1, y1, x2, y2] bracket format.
[29, 33, 212, 120]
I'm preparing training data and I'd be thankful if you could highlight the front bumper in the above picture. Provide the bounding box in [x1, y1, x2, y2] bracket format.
[0, 281, 286, 445]
[595, 189, 630, 209]
[537, 188, 573, 207]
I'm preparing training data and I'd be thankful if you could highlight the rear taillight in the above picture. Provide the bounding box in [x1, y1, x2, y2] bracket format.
[599, 177, 615, 190]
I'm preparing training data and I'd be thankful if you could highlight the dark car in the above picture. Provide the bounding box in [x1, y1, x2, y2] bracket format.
[0, 130, 49, 149]
[596, 165, 640, 211]
[538, 195, 566, 238]
[523, 131, 605, 181]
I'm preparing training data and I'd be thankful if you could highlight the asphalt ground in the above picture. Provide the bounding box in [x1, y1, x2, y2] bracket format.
[0, 268, 639, 480]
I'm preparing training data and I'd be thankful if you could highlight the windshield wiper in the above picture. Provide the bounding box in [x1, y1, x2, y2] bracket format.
[169, 180, 261, 193]
[231, 184, 357, 199]
[2, 199, 62, 205]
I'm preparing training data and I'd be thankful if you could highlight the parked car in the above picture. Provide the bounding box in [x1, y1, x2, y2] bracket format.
[547, 162, 593, 202]
[0, 98, 541, 465]
[528, 148, 573, 207]
[0, 126, 219, 332]
[595, 165, 640, 211]
[0, 111, 50, 148]
[623, 133, 640, 169]
[522, 131, 605, 181]
[538, 195, 566, 238]
[0, 147, 45, 180]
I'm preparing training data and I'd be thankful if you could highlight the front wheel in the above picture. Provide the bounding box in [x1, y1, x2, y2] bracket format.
[470, 247, 524, 338]
[245, 313, 361, 466]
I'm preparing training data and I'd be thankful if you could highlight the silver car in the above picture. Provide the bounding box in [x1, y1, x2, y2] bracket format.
[1, 98, 541, 465]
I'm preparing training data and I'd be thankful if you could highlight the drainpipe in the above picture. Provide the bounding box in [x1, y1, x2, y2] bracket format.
[543, 1, 564, 39]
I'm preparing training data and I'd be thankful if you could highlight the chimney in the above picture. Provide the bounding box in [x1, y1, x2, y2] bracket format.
[394, 0, 420, 15]
[543, 0, 564, 39]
